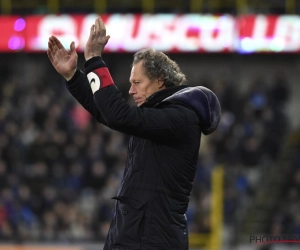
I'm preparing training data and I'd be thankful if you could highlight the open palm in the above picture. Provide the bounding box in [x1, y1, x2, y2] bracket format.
[85, 17, 110, 61]
[47, 36, 78, 81]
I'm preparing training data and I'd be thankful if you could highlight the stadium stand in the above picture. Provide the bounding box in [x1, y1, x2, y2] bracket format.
[0, 51, 294, 245]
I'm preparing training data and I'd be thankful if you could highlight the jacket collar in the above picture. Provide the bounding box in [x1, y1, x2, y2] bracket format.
[140, 85, 188, 108]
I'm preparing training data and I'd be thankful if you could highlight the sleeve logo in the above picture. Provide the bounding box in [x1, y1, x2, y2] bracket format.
[87, 72, 101, 94]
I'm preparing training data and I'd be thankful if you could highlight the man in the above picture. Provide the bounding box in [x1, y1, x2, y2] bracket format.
[47, 17, 221, 250]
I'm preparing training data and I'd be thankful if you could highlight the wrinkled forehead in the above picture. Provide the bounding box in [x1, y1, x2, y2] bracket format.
[129, 61, 146, 80]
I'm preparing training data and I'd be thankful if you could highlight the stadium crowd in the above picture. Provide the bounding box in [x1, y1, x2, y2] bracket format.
[267, 138, 300, 237]
[0, 54, 290, 242]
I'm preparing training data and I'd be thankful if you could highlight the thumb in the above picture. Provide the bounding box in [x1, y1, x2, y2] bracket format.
[105, 35, 110, 45]
[70, 41, 76, 52]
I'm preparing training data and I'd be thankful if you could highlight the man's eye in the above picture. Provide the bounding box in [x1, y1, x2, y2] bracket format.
[134, 82, 140, 85]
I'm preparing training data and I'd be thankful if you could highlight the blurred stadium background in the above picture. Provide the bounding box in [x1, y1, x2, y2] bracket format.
[1, 0, 300, 250]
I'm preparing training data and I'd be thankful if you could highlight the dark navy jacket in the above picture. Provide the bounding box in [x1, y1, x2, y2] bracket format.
[66, 57, 221, 250]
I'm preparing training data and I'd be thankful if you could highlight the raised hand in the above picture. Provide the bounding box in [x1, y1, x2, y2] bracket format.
[47, 36, 78, 81]
[85, 17, 110, 61]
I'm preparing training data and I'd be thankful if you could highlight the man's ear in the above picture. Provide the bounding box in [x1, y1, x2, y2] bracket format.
[157, 78, 165, 89]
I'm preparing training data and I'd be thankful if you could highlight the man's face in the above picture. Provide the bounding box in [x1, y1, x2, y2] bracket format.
[129, 61, 165, 106]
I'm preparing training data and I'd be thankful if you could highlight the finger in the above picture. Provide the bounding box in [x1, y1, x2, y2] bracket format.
[98, 17, 106, 31]
[89, 24, 95, 36]
[48, 38, 55, 49]
[95, 18, 100, 34]
[48, 38, 59, 52]
[70, 41, 75, 52]
[47, 49, 52, 62]
[47, 49, 54, 64]
[48, 40, 56, 55]
[50, 36, 63, 49]
[49, 36, 57, 47]
[96, 17, 106, 35]
[50, 35, 64, 49]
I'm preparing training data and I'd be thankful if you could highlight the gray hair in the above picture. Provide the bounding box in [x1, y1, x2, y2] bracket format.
[132, 48, 187, 87]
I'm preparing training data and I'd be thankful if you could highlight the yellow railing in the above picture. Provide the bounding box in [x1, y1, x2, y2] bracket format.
[189, 165, 224, 250]
[0, 0, 297, 14]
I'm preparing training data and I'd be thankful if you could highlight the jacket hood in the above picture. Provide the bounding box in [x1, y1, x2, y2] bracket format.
[162, 86, 221, 135]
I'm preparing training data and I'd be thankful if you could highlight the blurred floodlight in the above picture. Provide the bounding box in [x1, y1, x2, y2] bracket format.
[8, 35, 25, 50]
[270, 38, 285, 52]
[14, 18, 26, 31]
[240, 37, 256, 53]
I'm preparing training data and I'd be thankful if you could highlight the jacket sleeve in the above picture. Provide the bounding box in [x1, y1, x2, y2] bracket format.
[85, 57, 195, 141]
[66, 68, 107, 125]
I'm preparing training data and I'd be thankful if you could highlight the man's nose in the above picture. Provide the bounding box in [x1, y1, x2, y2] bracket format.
[129, 85, 136, 95]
